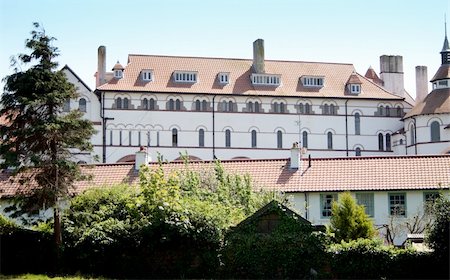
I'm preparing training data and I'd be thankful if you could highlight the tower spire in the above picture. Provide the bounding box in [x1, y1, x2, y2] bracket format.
[441, 14, 450, 64]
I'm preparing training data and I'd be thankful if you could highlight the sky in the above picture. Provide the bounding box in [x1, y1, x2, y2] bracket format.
[1, 0, 450, 98]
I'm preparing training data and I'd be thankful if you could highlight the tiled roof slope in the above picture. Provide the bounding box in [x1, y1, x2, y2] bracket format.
[97, 55, 402, 100]
[403, 88, 450, 119]
[1, 155, 448, 198]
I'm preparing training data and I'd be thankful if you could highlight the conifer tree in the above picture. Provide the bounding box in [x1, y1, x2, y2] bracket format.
[0, 23, 96, 247]
[329, 192, 375, 242]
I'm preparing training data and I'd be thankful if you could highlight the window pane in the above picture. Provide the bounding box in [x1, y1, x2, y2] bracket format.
[225, 130, 231, 147]
[251, 130, 257, 148]
[172, 128, 178, 147]
[302, 131, 308, 148]
[431, 121, 440, 142]
[321, 193, 337, 218]
[277, 130, 282, 149]
[79, 98, 87, 112]
[356, 193, 374, 217]
[389, 193, 406, 216]
[199, 129, 204, 147]
[355, 113, 360, 135]
[327, 132, 333, 149]
[378, 133, 384, 151]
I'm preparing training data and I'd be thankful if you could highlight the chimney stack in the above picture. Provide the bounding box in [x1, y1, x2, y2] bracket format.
[135, 146, 149, 171]
[415, 66, 428, 103]
[379, 55, 405, 97]
[253, 39, 265, 73]
[97, 46, 106, 87]
[290, 142, 301, 170]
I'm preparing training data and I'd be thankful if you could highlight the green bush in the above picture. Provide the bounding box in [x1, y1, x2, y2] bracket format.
[0, 213, 19, 234]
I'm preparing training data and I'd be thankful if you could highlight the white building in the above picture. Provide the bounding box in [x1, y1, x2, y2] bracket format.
[73, 39, 425, 164]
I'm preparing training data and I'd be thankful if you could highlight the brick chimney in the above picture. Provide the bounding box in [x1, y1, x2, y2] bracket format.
[415, 66, 428, 103]
[135, 146, 149, 171]
[380, 55, 405, 97]
[253, 39, 265, 73]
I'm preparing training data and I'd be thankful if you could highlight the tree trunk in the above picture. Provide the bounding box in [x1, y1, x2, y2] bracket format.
[54, 203, 62, 246]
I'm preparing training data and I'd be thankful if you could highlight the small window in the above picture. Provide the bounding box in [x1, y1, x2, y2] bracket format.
[355, 147, 361, 156]
[79, 98, 87, 112]
[175, 99, 181, 111]
[386, 133, 391, 151]
[351, 84, 361, 94]
[355, 113, 361, 135]
[330, 104, 336, 115]
[156, 131, 160, 146]
[201, 100, 208, 111]
[63, 98, 70, 112]
[138, 131, 141, 147]
[298, 103, 304, 114]
[321, 193, 338, 218]
[225, 129, 231, 147]
[218, 72, 229, 84]
[142, 70, 153, 81]
[327, 132, 333, 150]
[123, 98, 129, 109]
[389, 193, 406, 217]
[386, 106, 390, 117]
[128, 131, 132, 146]
[410, 125, 416, 145]
[168, 99, 174, 110]
[228, 101, 234, 112]
[356, 193, 374, 217]
[199, 129, 205, 147]
[114, 70, 123, 79]
[396, 106, 403, 117]
[378, 133, 384, 151]
[195, 100, 201, 111]
[254, 101, 260, 113]
[142, 98, 149, 110]
[109, 130, 113, 145]
[280, 102, 285, 113]
[379, 106, 384, 116]
[277, 130, 283, 149]
[324, 104, 329, 115]
[149, 98, 156, 110]
[119, 130, 123, 146]
[116, 97, 122, 109]
[424, 192, 440, 213]
[430, 121, 440, 142]
[147, 131, 151, 147]
[173, 71, 197, 83]
[302, 131, 308, 148]
[305, 103, 311, 114]
[172, 128, 178, 147]
[248, 101, 254, 112]
[251, 73, 281, 86]
[251, 130, 257, 148]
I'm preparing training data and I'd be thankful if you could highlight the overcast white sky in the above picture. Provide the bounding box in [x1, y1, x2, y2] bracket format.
[1, 0, 450, 97]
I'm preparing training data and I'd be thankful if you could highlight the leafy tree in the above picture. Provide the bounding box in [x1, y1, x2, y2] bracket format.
[427, 194, 450, 261]
[329, 192, 375, 242]
[0, 23, 95, 247]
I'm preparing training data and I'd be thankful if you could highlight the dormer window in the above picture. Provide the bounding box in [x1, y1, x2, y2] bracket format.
[350, 84, 361, 94]
[251, 73, 281, 86]
[432, 79, 450, 89]
[112, 61, 124, 79]
[173, 71, 197, 83]
[301, 76, 324, 87]
[141, 70, 153, 82]
[218, 72, 229, 84]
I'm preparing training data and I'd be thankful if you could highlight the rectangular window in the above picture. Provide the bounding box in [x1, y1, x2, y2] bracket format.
[218, 72, 229, 84]
[251, 73, 281, 86]
[350, 84, 361, 94]
[423, 192, 440, 213]
[356, 193, 374, 217]
[302, 76, 325, 87]
[173, 71, 197, 83]
[320, 193, 338, 218]
[141, 70, 153, 81]
[389, 193, 406, 217]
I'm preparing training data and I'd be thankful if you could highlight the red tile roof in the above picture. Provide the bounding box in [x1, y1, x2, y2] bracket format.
[97, 55, 402, 100]
[1, 155, 448, 198]
[403, 88, 450, 119]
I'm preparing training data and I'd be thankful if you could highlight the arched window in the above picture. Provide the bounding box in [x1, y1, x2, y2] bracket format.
[149, 98, 155, 110]
[254, 101, 260, 113]
[386, 133, 391, 151]
[123, 98, 129, 109]
[302, 131, 308, 148]
[273, 102, 279, 113]
[222, 100, 227, 112]
[248, 101, 254, 112]
[324, 104, 329, 115]
[172, 128, 178, 147]
[355, 147, 361, 156]
[298, 103, 304, 114]
[128, 131, 132, 146]
[355, 113, 361, 135]
[168, 99, 174, 110]
[116, 97, 122, 109]
[109, 130, 113, 145]
[280, 102, 285, 113]
[228, 101, 234, 112]
[138, 131, 141, 146]
[277, 130, 283, 149]
[156, 131, 160, 146]
[327, 132, 333, 149]
[202, 100, 207, 111]
[195, 100, 201, 111]
[379, 105, 384, 116]
[396, 106, 402, 117]
[79, 98, 87, 112]
[305, 103, 310, 114]
[330, 104, 335, 115]
[199, 129, 205, 147]
[119, 130, 123, 146]
[251, 130, 257, 148]
[175, 99, 181, 110]
[410, 125, 416, 145]
[142, 98, 148, 110]
[385, 106, 390, 117]
[378, 133, 384, 151]
[431, 121, 441, 142]
[225, 129, 231, 147]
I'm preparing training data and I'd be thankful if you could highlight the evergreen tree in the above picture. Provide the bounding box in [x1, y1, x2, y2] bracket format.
[329, 192, 375, 242]
[0, 23, 96, 247]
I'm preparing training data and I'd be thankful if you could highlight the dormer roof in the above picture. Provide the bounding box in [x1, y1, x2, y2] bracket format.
[346, 72, 362, 84]
[112, 61, 124, 71]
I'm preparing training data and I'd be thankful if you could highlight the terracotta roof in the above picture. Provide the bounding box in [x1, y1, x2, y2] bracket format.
[1, 155, 448, 198]
[97, 55, 402, 100]
[403, 88, 450, 119]
[112, 61, 124, 71]
[364, 66, 383, 86]
[346, 73, 362, 84]
[431, 64, 450, 82]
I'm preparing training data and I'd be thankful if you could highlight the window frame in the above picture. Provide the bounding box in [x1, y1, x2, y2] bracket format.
[277, 130, 283, 149]
[79, 98, 87, 113]
[430, 121, 441, 142]
[356, 193, 374, 217]
[251, 130, 257, 148]
[389, 193, 407, 217]
[225, 129, 231, 147]
[320, 193, 338, 218]
[327, 132, 333, 150]
[199, 129, 205, 147]
[355, 113, 361, 135]
[172, 128, 178, 147]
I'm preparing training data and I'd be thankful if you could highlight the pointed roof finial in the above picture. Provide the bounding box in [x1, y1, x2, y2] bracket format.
[442, 14, 450, 53]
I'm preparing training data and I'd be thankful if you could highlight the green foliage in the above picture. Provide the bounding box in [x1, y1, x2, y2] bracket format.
[329, 192, 375, 242]
[427, 194, 450, 260]
[0, 213, 19, 234]
[0, 23, 95, 218]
